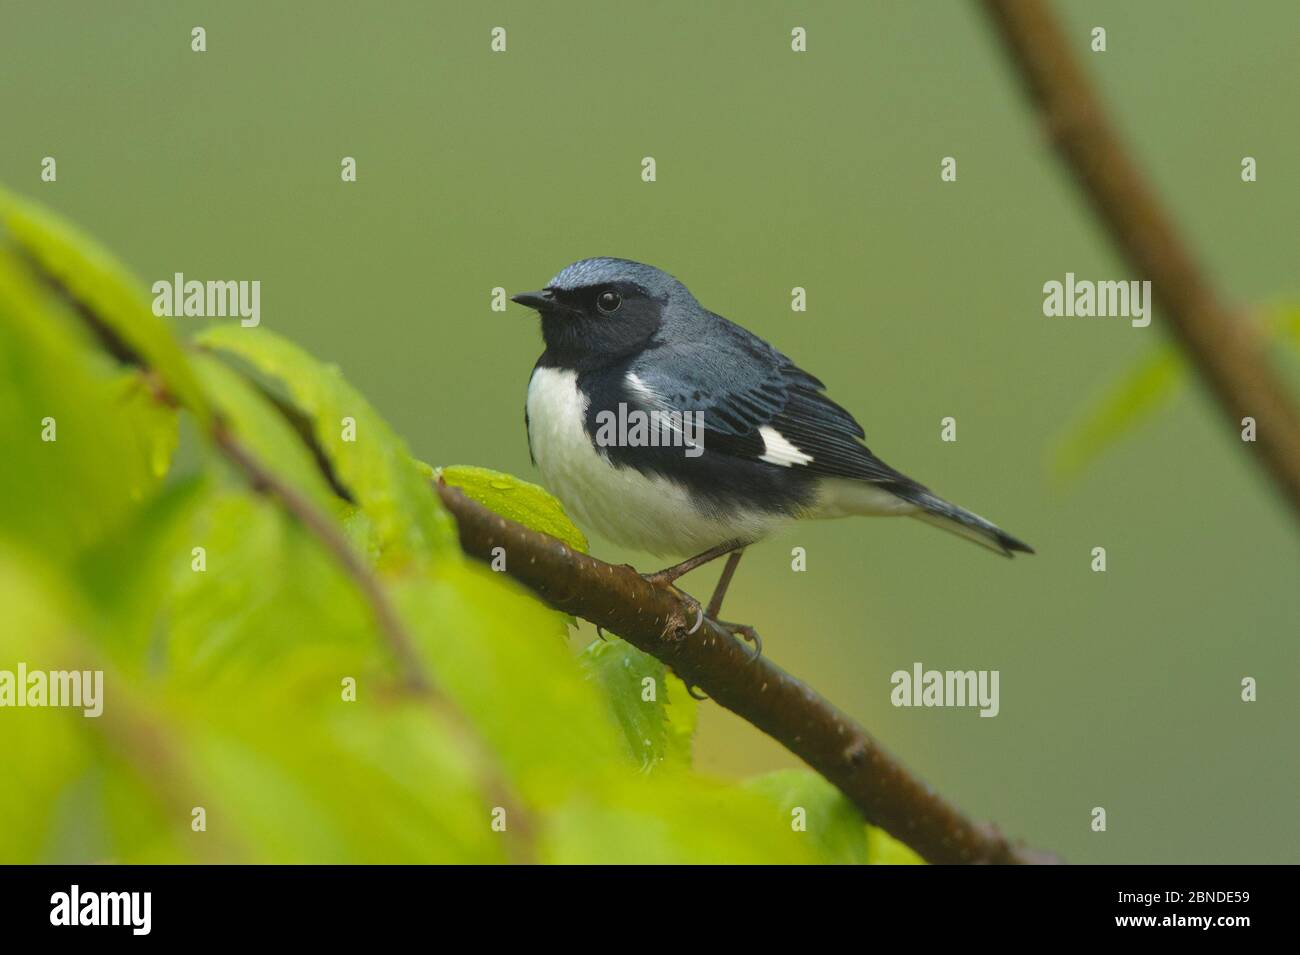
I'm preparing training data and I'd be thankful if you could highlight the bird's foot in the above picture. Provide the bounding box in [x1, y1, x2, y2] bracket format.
[674, 590, 705, 637]
[639, 573, 705, 638]
[713, 619, 763, 662]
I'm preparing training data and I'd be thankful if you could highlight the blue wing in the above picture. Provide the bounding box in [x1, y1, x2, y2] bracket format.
[627, 313, 916, 488]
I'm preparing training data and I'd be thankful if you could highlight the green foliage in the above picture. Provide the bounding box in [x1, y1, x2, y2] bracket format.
[741, 769, 925, 864]
[579, 638, 696, 773]
[0, 192, 883, 864]
[0, 244, 176, 565]
[0, 186, 210, 422]
[866, 826, 927, 865]
[198, 324, 456, 567]
[440, 465, 588, 552]
[1050, 304, 1300, 482]
[744, 769, 870, 864]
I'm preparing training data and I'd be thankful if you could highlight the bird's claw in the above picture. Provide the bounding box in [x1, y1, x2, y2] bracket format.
[715, 620, 763, 662]
[684, 682, 709, 701]
[640, 572, 704, 639]
[672, 590, 704, 637]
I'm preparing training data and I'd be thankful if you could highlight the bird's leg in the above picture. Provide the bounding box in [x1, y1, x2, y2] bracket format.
[640, 540, 746, 639]
[701, 549, 762, 661]
[641, 539, 746, 587]
[641, 541, 762, 647]
[705, 549, 745, 619]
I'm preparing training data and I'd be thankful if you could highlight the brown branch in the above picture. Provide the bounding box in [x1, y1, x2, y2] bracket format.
[435, 481, 1060, 865]
[979, 0, 1300, 517]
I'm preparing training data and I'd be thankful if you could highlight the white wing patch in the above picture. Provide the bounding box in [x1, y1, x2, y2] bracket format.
[624, 371, 662, 405]
[624, 371, 688, 440]
[758, 426, 813, 467]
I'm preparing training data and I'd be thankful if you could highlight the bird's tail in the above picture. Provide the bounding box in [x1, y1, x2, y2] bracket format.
[894, 486, 1034, 557]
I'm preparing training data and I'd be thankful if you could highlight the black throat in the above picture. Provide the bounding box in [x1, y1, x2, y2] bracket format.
[534, 286, 666, 372]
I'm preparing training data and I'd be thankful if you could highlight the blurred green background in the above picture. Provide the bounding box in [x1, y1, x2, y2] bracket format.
[3, 0, 1296, 863]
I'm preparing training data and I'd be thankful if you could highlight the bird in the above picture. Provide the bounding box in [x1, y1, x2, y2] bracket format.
[513, 257, 1032, 654]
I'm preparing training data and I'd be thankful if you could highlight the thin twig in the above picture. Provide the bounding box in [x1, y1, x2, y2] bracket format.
[436, 481, 1060, 865]
[979, 0, 1300, 517]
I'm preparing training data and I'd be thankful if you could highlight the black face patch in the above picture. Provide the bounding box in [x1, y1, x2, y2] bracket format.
[538, 282, 665, 371]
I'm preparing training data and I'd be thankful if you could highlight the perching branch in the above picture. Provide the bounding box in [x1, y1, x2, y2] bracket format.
[435, 482, 1060, 865]
[979, 0, 1300, 517]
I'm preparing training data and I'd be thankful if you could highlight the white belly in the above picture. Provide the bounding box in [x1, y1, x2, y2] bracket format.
[526, 367, 787, 557]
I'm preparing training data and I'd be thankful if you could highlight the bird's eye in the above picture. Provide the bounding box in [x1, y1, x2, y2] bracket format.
[596, 290, 622, 314]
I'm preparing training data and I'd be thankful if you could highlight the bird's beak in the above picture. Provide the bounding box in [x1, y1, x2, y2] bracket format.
[511, 289, 554, 312]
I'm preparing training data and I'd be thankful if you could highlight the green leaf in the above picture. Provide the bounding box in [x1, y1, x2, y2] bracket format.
[439, 465, 587, 552]
[744, 769, 870, 864]
[197, 324, 456, 566]
[191, 352, 341, 510]
[1, 509, 498, 863]
[1049, 344, 1185, 483]
[174, 689, 496, 863]
[0, 249, 178, 563]
[866, 826, 926, 865]
[542, 776, 828, 864]
[1050, 304, 1300, 482]
[578, 637, 696, 772]
[392, 563, 622, 798]
[72, 475, 212, 666]
[0, 187, 211, 422]
[163, 489, 378, 693]
[0, 548, 98, 863]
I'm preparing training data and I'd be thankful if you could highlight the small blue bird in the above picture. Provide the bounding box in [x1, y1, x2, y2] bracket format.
[514, 258, 1032, 649]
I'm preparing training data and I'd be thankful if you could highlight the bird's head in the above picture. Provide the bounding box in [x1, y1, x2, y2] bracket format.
[512, 258, 695, 368]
